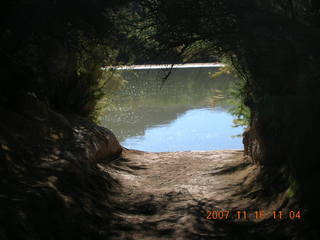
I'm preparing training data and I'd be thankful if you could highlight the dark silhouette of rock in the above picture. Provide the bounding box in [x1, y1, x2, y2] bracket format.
[0, 95, 123, 240]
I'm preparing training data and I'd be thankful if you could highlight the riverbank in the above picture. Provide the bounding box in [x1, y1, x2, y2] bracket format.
[109, 149, 301, 240]
[103, 62, 225, 70]
[0, 95, 123, 240]
[0, 95, 306, 239]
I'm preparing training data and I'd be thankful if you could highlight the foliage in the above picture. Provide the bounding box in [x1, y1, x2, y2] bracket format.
[92, 70, 128, 122]
[287, 174, 300, 199]
[180, 40, 219, 63]
[0, 0, 131, 121]
[227, 82, 251, 128]
[138, 2, 320, 221]
[210, 60, 250, 127]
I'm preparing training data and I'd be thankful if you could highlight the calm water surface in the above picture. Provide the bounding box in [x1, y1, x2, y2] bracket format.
[101, 67, 244, 152]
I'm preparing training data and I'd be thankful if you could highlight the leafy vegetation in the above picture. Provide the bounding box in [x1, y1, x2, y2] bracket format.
[135, 2, 320, 230]
[209, 62, 250, 127]
[2, 0, 320, 229]
[0, 0, 132, 121]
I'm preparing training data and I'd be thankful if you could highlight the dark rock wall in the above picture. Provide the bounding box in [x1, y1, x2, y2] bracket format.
[0, 94, 122, 240]
[240, 11, 320, 224]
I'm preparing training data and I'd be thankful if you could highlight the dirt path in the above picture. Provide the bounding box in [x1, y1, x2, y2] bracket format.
[109, 149, 297, 240]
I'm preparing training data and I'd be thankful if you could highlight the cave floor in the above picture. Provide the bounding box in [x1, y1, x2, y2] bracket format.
[108, 149, 297, 240]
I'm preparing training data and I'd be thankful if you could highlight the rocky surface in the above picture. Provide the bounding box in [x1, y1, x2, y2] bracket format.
[0, 96, 123, 240]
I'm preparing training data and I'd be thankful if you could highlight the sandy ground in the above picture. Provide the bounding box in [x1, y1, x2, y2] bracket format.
[108, 149, 297, 240]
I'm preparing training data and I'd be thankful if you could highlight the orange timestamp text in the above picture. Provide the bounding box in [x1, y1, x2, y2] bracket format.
[206, 210, 302, 220]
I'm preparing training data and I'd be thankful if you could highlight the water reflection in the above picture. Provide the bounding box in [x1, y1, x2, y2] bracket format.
[101, 67, 244, 151]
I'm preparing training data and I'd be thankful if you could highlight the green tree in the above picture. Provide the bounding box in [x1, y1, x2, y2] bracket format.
[139, 0, 320, 231]
[0, 0, 132, 120]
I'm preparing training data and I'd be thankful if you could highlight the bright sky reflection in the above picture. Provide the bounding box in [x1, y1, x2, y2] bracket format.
[121, 108, 244, 152]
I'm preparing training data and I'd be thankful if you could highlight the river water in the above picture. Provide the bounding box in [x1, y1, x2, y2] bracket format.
[101, 67, 244, 152]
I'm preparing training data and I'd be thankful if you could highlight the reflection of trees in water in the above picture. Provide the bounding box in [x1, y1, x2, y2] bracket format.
[101, 67, 238, 141]
[101, 105, 192, 142]
[113, 68, 236, 109]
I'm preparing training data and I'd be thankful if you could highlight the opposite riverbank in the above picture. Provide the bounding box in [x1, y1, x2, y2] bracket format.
[103, 62, 225, 70]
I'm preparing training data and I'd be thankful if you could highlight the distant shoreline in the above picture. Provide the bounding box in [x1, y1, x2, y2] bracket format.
[103, 62, 225, 70]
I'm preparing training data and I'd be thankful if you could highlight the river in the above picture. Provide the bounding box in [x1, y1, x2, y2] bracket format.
[100, 66, 244, 152]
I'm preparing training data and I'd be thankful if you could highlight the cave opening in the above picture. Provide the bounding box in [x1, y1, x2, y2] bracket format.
[1, 0, 320, 239]
[101, 64, 246, 152]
